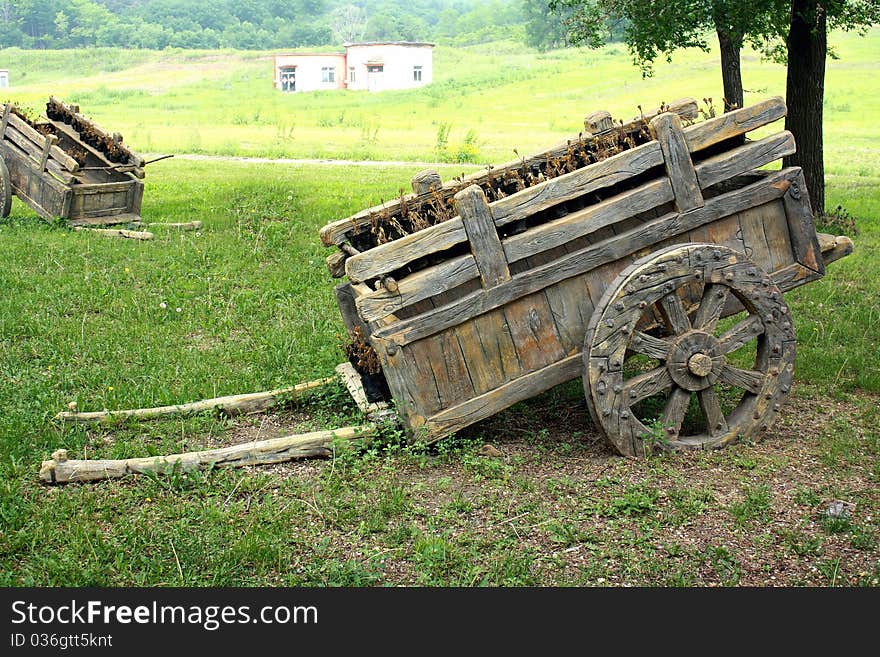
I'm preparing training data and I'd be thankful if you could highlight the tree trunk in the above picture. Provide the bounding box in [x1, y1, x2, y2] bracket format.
[716, 28, 744, 112]
[783, 0, 826, 215]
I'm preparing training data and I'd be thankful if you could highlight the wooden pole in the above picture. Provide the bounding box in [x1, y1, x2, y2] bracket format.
[145, 221, 202, 231]
[73, 227, 154, 240]
[39, 424, 376, 484]
[55, 377, 336, 425]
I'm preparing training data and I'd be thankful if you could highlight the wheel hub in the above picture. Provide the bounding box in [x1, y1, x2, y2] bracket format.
[666, 330, 723, 391]
[687, 352, 713, 377]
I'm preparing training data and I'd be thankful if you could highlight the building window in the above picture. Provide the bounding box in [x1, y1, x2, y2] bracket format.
[322, 66, 335, 83]
[367, 65, 384, 73]
[279, 66, 296, 92]
[413, 65, 422, 82]
[348, 66, 355, 83]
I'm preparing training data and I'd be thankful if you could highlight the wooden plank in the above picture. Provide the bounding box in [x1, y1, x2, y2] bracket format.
[454, 185, 510, 288]
[453, 319, 507, 395]
[489, 142, 664, 225]
[40, 135, 57, 172]
[4, 110, 79, 172]
[649, 112, 703, 212]
[696, 132, 795, 190]
[757, 199, 795, 273]
[502, 179, 674, 265]
[502, 292, 568, 374]
[319, 97, 711, 247]
[345, 217, 466, 283]
[781, 169, 824, 275]
[685, 96, 786, 153]
[737, 205, 774, 273]
[409, 331, 476, 411]
[373, 168, 799, 348]
[356, 254, 478, 324]
[0, 104, 10, 135]
[1, 133, 74, 184]
[419, 353, 583, 442]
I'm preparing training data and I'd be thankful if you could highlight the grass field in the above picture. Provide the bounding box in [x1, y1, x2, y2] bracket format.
[0, 32, 877, 586]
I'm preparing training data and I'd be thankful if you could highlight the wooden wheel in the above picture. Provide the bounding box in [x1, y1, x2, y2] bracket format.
[0, 157, 11, 218]
[584, 243, 796, 457]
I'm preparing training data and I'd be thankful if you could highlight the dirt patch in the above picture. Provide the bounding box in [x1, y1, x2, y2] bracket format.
[245, 385, 878, 586]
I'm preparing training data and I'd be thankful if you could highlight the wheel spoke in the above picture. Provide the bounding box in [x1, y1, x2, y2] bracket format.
[661, 387, 691, 437]
[698, 387, 729, 435]
[623, 367, 673, 405]
[718, 315, 764, 354]
[717, 364, 765, 394]
[693, 284, 729, 332]
[657, 292, 691, 335]
[630, 331, 671, 359]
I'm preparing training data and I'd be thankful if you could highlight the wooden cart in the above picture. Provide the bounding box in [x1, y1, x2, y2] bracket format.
[321, 97, 853, 457]
[0, 99, 145, 226]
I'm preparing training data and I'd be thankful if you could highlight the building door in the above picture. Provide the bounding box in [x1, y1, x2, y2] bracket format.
[367, 65, 384, 92]
[280, 67, 296, 92]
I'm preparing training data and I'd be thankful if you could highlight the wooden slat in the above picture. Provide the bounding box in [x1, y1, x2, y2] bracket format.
[696, 131, 795, 190]
[320, 97, 783, 247]
[341, 104, 789, 284]
[685, 96, 786, 153]
[489, 142, 664, 225]
[350, 124, 794, 291]
[502, 179, 673, 265]
[419, 353, 583, 442]
[345, 218, 466, 283]
[357, 254, 477, 324]
[4, 109, 79, 172]
[454, 185, 510, 288]
[781, 169, 824, 275]
[502, 292, 568, 374]
[345, 143, 664, 284]
[1, 133, 75, 184]
[372, 168, 799, 348]
[650, 112, 703, 212]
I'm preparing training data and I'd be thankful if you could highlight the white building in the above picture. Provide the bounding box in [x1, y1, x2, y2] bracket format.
[274, 42, 433, 93]
[0, 70, 8, 88]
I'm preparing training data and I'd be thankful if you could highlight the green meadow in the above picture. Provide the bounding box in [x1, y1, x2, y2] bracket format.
[0, 31, 877, 586]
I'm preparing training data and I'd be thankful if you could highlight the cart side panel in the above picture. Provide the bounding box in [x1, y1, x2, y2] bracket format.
[68, 180, 143, 223]
[372, 168, 823, 442]
[2, 143, 68, 220]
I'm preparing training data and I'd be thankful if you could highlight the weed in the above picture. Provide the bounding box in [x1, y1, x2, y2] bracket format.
[603, 484, 658, 517]
[728, 484, 773, 525]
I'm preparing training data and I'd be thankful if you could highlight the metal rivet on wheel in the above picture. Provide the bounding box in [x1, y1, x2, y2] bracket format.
[629, 390, 637, 398]
[605, 319, 614, 327]
[620, 411, 630, 419]
[387, 343, 398, 356]
[614, 302, 624, 311]
[761, 424, 769, 431]
[713, 250, 721, 260]
[782, 385, 790, 393]
[602, 409, 611, 417]
[724, 272, 734, 281]
[620, 326, 630, 335]
[716, 290, 725, 299]
[747, 269, 756, 276]
[773, 403, 781, 412]
[613, 385, 622, 393]
[753, 411, 761, 419]
[638, 301, 647, 309]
